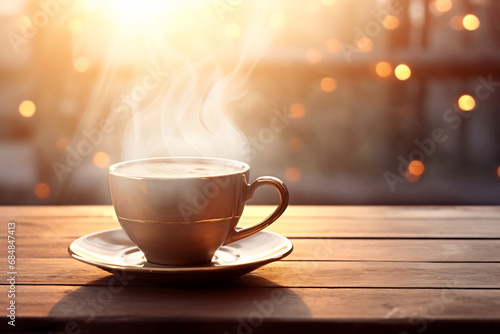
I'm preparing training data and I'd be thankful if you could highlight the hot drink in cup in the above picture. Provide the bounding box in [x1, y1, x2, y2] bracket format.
[109, 157, 289, 266]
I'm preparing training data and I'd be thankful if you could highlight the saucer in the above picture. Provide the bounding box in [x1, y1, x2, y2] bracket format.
[68, 228, 293, 283]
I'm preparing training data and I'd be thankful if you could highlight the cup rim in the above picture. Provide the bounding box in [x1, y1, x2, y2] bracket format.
[109, 156, 250, 180]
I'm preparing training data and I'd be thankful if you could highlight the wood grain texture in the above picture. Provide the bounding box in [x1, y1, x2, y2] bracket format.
[3, 206, 500, 238]
[1, 205, 499, 334]
[12, 258, 500, 288]
[1, 285, 499, 334]
[2, 205, 500, 219]
[7, 238, 500, 262]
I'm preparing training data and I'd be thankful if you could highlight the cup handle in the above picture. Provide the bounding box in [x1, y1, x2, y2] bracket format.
[224, 176, 289, 245]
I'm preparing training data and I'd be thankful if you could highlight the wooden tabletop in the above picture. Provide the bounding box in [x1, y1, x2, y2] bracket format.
[1, 205, 500, 333]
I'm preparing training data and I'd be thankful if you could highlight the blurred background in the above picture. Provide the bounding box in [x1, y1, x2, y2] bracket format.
[1, 0, 500, 205]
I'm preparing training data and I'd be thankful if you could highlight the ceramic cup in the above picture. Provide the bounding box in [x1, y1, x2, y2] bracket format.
[109, 157, 289, 266]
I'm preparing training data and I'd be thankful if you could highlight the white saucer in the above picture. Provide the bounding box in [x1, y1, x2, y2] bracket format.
[68, 228, 293, 283]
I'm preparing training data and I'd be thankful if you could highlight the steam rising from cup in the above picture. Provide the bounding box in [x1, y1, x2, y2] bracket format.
[70, 0, 275, 166]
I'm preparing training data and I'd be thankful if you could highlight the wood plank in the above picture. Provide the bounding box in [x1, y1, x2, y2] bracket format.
[4, 215, 500, 238]
[2, 205, 500, 219]
[0, 205, 115, 218]
[8, 237, 500, 262]
[1, 285, 499, 334]
[289, 239, 500, 262]
[9, 259, 500, 288]
[2, 206, 500, 334]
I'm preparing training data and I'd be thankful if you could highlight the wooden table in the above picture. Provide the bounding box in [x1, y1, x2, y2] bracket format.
[1, 205, 500, 333]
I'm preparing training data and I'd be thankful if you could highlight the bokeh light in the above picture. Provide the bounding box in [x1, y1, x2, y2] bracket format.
[375, 61, 392, 77]
[320, 77, 337, 92]
[383, 15, 399, 30]
[18, 100, 36, 118]
[93, 151, 110, 168]
[458, 94, 476, 111]
[285, 167, 301, 183]
[356, 37, 373, 53]
[289, 103, 306, 119]
[395, 64, 411, 81]
[463, 14, 480, 31]
[73, 56, 90, 72]
[2, 0, 500, 207]
[433, 0, 452, 13]
[34, 183, 50, 199]
[408, 160, 425, 176]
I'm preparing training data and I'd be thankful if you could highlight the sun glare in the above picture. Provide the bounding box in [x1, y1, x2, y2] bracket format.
[103, 0, 163, 22]
[90, 0, 182, 30]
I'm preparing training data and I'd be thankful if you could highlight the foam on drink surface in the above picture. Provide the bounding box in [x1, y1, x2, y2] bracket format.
[113, 161, 244, 178]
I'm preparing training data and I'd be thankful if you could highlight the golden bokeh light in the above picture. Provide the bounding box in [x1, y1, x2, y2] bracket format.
[375, 61, 392, 77]
[305, 49, 322, 64]
[285, 167, 301, 183]
[458, 94, 476, 111]
[18, 100, 36, 118]
[74, 56, 90, 72]
[497, 166, 500, 178]
[34, 183, 50, 199]
[93, 151, 111, 168]
[383, 15, 399, 30]
[463, 14, 480, 31]
[322, 0, 336, 5]
[225, 23, 242, 39]
[271, 13, 286, 29]
[320, 77, 337, 92]
[408, 160, 425, 176]
[326, 38, 341, 53]
[394, 64, 411, 81]
[434, 0, 452, 13]
[356, 37, 373, 53]
[289, 103, 306, 119]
